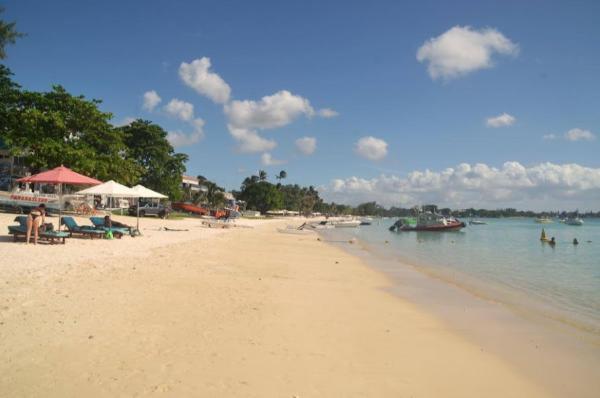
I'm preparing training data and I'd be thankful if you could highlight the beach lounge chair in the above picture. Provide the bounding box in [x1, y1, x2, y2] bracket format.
[61, 216, 105, 239]
[89, 217, 129, 238]
[7, 216, 69, 244]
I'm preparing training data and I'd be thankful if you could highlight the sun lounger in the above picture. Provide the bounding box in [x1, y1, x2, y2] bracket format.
[89, 217, 129, 238]
[61, 216, 105, 239]
[7, 216, 69, 244]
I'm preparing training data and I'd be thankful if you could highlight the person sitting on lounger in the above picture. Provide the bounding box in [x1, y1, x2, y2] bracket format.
[104, 215, 133, 234]
[26, 204, 46, 245]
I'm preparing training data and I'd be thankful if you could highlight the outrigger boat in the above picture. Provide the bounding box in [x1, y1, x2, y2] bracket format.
[389, 212, 465, 232]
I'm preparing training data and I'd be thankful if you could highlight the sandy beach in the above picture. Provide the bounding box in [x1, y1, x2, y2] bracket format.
[0, 212, 569, 397]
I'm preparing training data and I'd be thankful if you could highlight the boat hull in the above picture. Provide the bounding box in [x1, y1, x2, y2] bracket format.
[565, 220, 584, 226]
[398, 221, 466, 232]
[172, 202, 209, 215]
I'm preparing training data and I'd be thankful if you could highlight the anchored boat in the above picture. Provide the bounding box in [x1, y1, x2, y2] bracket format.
[389, 212, 465, 232]
[564, 217, 584, 226]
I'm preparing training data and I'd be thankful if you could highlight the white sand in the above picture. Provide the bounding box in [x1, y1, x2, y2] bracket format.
[0, 212, 561, 396]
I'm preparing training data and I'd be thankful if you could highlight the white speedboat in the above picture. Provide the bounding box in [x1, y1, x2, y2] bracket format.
[564, 217, 584, 226]
[359, 217, 373, 225]
[469, 219, 487, 225]
[309, 220, 336, 229]
[535, 217, 553, 224]
[334, 220, 361, 228]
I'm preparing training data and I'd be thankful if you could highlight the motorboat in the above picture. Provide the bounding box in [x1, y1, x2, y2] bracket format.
[469, 219, 487, 225]
[358, 217, 373, 225]
[334, 219, 361, 228]
[389, 212, 465, 232]
[309, 220, 336, 229]
[564, 217, 584, 226]
[535, 217, 553, 224]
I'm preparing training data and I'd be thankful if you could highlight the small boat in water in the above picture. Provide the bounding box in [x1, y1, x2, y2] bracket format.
[334, 219, 361, 228]
[389, 212, 465, 232]
[469, 219, 487, 225]
[309, 220, 336, 229]
[535, 217, 553, 224]
[359, 217, 373, 225]
[564, 217, 584, 226]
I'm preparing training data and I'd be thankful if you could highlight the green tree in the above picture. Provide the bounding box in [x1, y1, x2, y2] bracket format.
[0, 7, 25, 59]
[258, 169, 267, 181]
[4, 84, 142, 183]
[238, 181, 283, 214]
[194, 175, 226, 208]
[276, 170, 287, 181]
[121, 120, 188, 199]
[0, 65, 21, 143]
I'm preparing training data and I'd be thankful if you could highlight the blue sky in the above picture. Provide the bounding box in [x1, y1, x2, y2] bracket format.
[3, 0, 600, 209]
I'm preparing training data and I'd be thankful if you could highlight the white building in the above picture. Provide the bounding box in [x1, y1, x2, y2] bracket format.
[181, 175, 202, 192]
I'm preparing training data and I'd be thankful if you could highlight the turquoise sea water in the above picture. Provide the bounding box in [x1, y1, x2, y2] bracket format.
[321, 218, 600, 334]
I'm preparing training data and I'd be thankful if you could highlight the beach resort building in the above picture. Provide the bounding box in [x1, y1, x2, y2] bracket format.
[181, 175, 202, 192]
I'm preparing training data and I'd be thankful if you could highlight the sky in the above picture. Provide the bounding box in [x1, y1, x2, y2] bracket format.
[3, 0, 600, 210]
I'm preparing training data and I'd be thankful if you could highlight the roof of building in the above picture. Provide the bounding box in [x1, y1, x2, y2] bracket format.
[182, 175, 199, 183]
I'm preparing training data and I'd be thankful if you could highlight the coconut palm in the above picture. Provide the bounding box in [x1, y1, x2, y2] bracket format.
[276, 170, 287, 181]
[258, 170, 267, 181]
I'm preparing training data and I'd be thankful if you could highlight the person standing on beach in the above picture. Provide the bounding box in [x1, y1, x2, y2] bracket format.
[26, 203, 46, 244]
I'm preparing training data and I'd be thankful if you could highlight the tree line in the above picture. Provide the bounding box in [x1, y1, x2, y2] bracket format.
[0, 10, 187, 199]
[0, 65, 188, 199]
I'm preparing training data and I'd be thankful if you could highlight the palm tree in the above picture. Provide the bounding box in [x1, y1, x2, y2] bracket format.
[276, 170, 287, 181]
[258, 170, 267, 181]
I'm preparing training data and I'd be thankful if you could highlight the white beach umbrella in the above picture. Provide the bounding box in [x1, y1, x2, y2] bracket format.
[131, 184, 167, 199]
[77, 180, 141, 234]
[76, 180, 139, 198]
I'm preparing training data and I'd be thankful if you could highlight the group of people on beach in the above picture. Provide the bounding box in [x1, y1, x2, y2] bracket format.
[24, 204, 133, 244]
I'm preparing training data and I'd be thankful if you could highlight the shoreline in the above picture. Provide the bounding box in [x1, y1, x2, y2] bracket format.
[0, 213, 591, 396]
[319, 226, 600, 398]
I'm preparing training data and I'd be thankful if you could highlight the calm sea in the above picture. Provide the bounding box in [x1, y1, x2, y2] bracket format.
[321, 218, 600, 335]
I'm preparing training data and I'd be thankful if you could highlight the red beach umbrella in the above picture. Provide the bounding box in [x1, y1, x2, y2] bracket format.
[17, 165, 101, 185]
[17, 165, 102, 230]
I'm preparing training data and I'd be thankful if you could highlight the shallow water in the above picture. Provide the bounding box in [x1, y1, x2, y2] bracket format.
[322, 218, 600, 335]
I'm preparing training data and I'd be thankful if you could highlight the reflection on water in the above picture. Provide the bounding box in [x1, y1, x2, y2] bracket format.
[323, 218, 600, 334]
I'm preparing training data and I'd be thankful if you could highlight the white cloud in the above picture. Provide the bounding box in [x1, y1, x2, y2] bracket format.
[486, 113, 516, 128]
[179, 57, 231, 104]
[543, 134, 557, 140]
[354, 136, 388, 161]
[417, 26, 519, 80]
[224, 90, 315, 153]
[142, 90, 161, 111]
[167, 118, 205, 147]
[295, 136, 317, 155]
[164, 98, 194, 121]
[318, 108, 339, 118]
[225, 90, 314, 130]
[321, 162, 600, 210]
[260, 152, 286, 166]
[565, 128, 596, 142]
[227, 125, 277, 153]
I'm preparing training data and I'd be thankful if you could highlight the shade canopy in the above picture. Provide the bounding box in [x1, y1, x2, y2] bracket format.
[132, 185, 168, 199]
[76, 180, 140, 198]
[17, 165, 102, 185]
